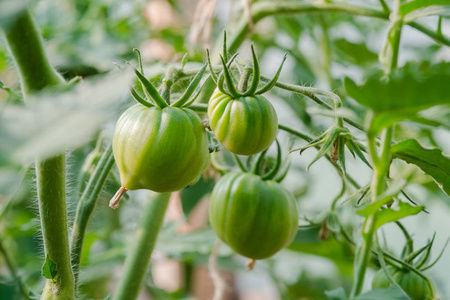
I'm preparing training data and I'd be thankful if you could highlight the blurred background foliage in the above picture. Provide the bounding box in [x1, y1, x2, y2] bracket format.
[0, 0, 449, 299]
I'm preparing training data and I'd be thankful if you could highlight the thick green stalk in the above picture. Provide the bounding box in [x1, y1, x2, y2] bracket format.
[36, 157, 75, 300]
[2, 10, 75, 300]
[70, 144, 115, 287]
[112, 192, 171, 300]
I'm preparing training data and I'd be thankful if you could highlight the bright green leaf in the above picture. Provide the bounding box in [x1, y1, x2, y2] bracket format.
[392, 139, 450, 197]
[375, 201, 424, 230]
[355, 286, 411, 300]
[42, 255, 58, 280]
[357, 179, 407, 217]
[325, 287, 347, 300]
[345, 62, 450, 114]
[401, 0, 450, 22]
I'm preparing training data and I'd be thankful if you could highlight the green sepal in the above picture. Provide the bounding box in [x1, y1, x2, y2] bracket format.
[234, 154, 248, 172]
[242, 44, 260, 96]
[251, 149, 269, 175]
[134, 69, 168, 108]
[348, 139, 372, 169]
[133, 48, 144, 74]
[420, 237, 449, 271]
[256, 52, 288, 95]
[262, 139, 282, 180]
[172, 63, 207, 107]
[220, 55, 241, 98]
[274, 159, 291, 183]
[222, 31, 228, 63]
[337, 135, 346, 175]
[405, 234, 434, 265]
[130, 88, 154, 108]
[206, 49, 219, 84]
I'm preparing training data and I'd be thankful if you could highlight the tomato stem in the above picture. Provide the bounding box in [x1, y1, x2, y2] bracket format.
[2, 9, 75, 299]
[112, 192, 171, 300]
[109, 186, 128, 209]
[247, 259, 256, 271]
[71, 144, 115, 289]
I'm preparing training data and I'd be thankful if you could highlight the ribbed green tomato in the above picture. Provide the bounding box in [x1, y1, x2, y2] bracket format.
[372, 267, 433, 300]
[209, 172, 298, 260]
[113, 104, 210, 192]
[208, 90, 278, 156]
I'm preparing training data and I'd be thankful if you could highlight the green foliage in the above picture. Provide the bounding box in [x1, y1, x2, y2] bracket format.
[392, 139, 450, 197]
[42, 255, 58, 280]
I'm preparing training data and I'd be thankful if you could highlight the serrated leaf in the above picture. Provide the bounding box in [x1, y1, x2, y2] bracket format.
[375, 201, 424, 230]
[42, 255, 58, 280]
[392, 139, 450, 197]
[355, 286, 411, 300]
[345, 62, 450, 114]
[333, 39, 378, 65]
[401, 0, 450, 22]
[357, 179, 407, 217]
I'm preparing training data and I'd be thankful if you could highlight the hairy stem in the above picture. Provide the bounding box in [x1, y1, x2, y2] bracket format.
[2, 10, 75, 300]
[350, 0, 403, 293]
[70, 144, 115, 289]
[112, 192, 171, 300]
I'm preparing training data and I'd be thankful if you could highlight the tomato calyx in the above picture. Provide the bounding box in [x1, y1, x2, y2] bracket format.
[207, 32, 287, 99]
[289, 124, 368, 173]
[129, 48, 207, 109]
[233, 139, 288, 182]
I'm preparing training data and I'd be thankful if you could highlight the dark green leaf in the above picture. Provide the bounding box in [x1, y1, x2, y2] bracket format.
[42, 255, 58, 280]
[392, 139, 450, 197]
[181, 176, 215, 217]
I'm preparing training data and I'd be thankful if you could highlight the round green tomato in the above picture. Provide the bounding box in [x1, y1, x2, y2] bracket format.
[113, 104, 210, 192]
[208, 90, 278, 156]
[372, 267, 433, 300]
[209, 172, 298, 260]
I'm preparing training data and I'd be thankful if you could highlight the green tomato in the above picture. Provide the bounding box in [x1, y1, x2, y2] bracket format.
[372, 267, 433, 300]
[113, 104, 210, 192]
[208, 90, 278, 156]
[209, 172, 298, 260]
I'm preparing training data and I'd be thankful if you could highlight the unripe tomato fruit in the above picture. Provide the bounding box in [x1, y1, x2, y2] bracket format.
[208, 90, 278, 156]
[372, 267, 433, 300]
[209, 172, 298, 260]
[113, 104, 210, 192]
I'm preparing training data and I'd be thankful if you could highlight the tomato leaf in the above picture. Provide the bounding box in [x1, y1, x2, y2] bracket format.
[375, 202, 424, 230]
[392, 139, 450, 197]
[41, 255, 58, 280]
[401, 0, 450, 22]
[325, 287, 347, 300]
[357, 179, 407, 217]
[345, 62, 450, 113]
[355, 286, 411, 300]
[0, 70, 132, 164]
[181, 176, 215, 217]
